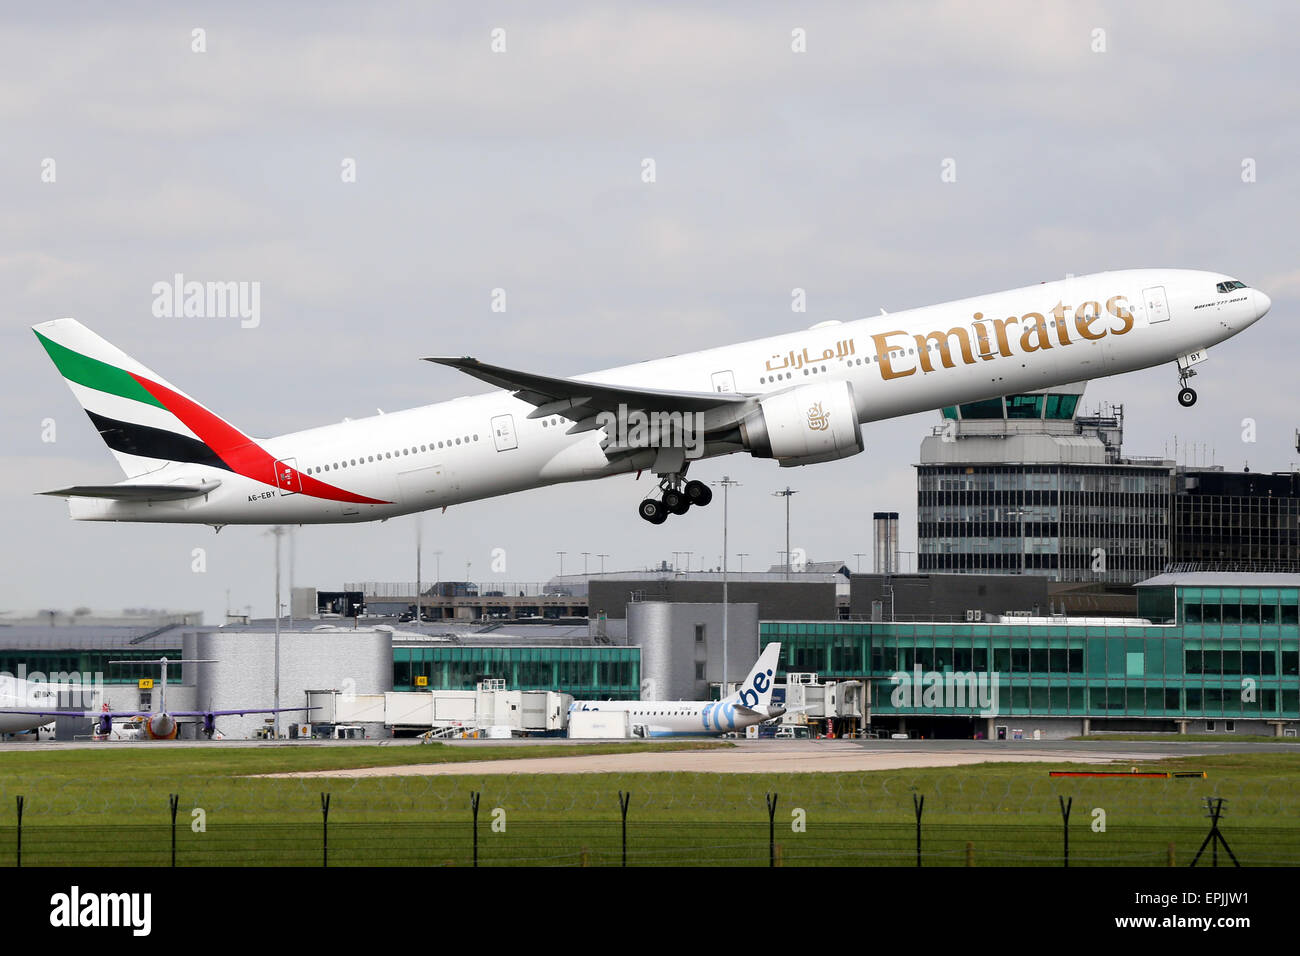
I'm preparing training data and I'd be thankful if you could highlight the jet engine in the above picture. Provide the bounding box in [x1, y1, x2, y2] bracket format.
[739, 380, 865, 466]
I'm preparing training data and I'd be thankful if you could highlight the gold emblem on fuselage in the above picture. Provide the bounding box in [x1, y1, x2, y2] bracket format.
[807, 401, 829, 431]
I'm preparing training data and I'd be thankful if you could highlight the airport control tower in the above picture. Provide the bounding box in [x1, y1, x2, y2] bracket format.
[915, 383, 1175, 584]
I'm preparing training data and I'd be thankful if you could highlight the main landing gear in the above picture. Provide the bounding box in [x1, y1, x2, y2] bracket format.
[638, 477, 713, 524]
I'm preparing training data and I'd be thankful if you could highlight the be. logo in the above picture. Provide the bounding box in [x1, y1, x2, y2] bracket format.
[734, 668, 774, 709]
[807, 402, 829, 431]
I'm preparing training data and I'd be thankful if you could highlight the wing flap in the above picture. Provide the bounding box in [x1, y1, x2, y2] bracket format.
[423, 356, 750, 417]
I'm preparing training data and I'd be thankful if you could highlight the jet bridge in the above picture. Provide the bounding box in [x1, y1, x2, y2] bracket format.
[780, 672, 864, 736]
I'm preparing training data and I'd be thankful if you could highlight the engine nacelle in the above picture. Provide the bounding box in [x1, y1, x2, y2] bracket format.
[740, 380, 865, 466]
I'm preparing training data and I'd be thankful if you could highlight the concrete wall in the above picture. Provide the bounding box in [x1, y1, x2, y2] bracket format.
[185, 628, 392, 738]
[592, 579, 836, 621]
[627, 602, 759, 700]
[849, 573, 1050, 619]
[983, 717, 1086, 740]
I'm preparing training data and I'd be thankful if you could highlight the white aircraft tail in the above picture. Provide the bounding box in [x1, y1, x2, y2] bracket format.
[33, 319, 249, 479]
[723, 643, 781, 710]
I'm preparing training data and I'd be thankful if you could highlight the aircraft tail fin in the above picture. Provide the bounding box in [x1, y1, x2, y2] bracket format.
[724, 642, 781, 710]
[33, 319, 250, 479]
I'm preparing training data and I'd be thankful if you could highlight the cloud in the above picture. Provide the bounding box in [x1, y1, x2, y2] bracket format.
[1, 1, 1296, 621]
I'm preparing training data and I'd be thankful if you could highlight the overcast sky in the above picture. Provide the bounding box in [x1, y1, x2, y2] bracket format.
[2, 2, 1296, 622]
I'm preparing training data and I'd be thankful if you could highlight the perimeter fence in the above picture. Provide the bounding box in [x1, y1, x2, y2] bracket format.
[0, 770, 1293, 866]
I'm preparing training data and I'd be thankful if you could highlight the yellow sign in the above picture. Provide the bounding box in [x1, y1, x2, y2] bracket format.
[138, 678, 154, 689]
[415, 675, 428, 687]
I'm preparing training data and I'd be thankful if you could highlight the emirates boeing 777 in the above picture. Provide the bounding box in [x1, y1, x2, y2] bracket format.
[34, 269, 1269, 527]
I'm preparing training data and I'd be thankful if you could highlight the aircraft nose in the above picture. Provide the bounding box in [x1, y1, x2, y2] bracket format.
[1255, 289, 1272, 319]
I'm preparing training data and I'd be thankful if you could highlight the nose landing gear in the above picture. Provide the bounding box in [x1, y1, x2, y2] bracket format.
[638, 477, 713, 523]
[1175, 350, 1208, 407]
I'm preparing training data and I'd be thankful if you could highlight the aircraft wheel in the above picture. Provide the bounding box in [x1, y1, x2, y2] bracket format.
[639, 499, 668, 524]
[662, 488, 689, 514]
[685, 480, 712, 506]
[1178, 387, 1197, 407]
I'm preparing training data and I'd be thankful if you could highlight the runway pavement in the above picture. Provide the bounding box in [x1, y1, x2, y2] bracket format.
[255, 738, 1270, 778]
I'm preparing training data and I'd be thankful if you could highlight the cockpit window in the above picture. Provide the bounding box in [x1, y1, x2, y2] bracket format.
[1216, 280, 1248, 293]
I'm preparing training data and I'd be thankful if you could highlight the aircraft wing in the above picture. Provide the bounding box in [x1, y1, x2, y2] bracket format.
[0, 707, 312, 718]
[422, 356, 751, 426]
[170, 706, 317, 717]
[40, 480, 222, 501]
[0, 709, 152, 718]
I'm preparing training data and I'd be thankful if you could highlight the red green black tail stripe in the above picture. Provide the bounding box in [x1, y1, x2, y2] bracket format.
[35, 330, 166, 408]
[37, 326, 390, 505]
[86, 410, 232, 471]
[127, 373, 389, 504]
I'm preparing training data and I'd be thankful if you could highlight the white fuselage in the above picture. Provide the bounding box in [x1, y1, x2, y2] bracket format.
[568, 699, 785, 737]
[66, 269, 1267, 524]
[0, 678, 61, 733]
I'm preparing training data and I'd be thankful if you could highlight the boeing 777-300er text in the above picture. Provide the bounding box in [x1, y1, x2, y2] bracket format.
[0, 658, 311, 739]
[569, 643, 785, 737]
[33, 269, 1269, 526]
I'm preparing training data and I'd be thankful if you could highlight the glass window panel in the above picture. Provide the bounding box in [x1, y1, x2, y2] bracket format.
[961, 397, 1004, 419]
[1126, 652, 1144, 676]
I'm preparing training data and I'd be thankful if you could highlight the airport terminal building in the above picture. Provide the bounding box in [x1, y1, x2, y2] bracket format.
[765, 572, 1300, 738]
[4, 571, 1297, 741]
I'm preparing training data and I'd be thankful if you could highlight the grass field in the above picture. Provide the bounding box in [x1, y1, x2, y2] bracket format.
[1, 743, 1296, 866]
[1072, 734, 1300, 743]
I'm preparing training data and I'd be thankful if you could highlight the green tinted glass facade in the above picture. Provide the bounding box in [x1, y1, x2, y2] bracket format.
[762, 583, 1300, 719]
[0, 649, 183, 683]
[393, 645, 639, 699]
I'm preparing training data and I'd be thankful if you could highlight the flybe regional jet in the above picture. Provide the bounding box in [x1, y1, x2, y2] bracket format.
[570, 643, 785, 737]
[34, 270, 1269, 527]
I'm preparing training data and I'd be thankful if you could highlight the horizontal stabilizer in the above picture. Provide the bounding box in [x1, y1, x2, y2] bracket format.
[40, 480, 222, 501]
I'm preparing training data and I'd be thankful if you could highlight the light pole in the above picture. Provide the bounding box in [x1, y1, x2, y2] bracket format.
[415, 517, 423, 625]
[557, 551, 566, 578]
[853, 552, 867, 574]
[598, 553, 609, 576]
[288, 527, 296, 631]
[267, 526, 287, 739]
[684, 551, 693, 574]
[713, 476, 740, 701]
[737, 553, 747, 573]
[772, 487, 798, 579]
[581, 551, 590, 577]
